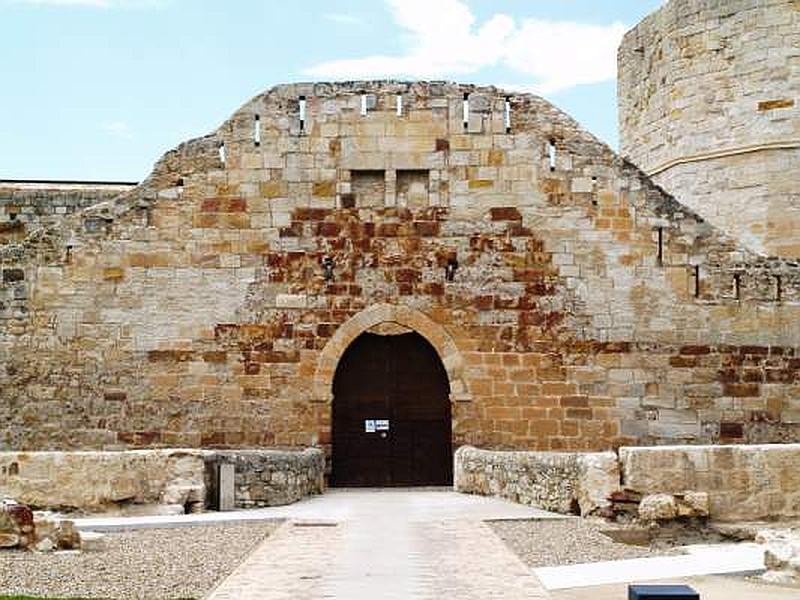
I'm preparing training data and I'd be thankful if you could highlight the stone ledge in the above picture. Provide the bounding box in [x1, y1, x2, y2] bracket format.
[0, 448, 323, 513]
[619, 443, 800, 521]
[204, 448, 324, 509]
[454, 445, 619, 516]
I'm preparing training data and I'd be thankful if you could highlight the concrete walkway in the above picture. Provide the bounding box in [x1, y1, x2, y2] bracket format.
[203, 489, 560, 599]
[74, 487, 557, 531]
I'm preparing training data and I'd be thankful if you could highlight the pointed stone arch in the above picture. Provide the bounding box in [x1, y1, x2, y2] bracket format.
[312, 303, 470, 403]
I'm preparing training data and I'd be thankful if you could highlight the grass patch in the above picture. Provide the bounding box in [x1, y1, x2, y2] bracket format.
[0, 596, 102, 600]
[0, 596, 99, 600]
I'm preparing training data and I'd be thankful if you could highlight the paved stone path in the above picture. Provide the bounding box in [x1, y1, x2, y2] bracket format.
[207, 489, 557, 599]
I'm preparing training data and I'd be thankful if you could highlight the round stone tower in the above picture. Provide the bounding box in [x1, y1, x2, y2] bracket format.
[619, 0, 800, 257]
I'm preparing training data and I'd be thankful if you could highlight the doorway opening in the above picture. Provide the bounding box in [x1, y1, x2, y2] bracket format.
[331, 330, 452, 486]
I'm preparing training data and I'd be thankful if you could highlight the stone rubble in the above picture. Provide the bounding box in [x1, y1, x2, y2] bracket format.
[757, 529, 800, 586]
[0, 498, 83, 552]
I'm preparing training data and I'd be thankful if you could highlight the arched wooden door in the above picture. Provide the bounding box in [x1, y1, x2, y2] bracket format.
[331, 331, 452, 486]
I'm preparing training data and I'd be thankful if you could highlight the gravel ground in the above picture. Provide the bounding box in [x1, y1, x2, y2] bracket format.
[489, 518, 682, 568]
[0, 521, 282, 600]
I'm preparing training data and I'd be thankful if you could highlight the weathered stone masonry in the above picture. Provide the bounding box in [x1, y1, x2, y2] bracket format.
[619, 0, 800, 257]
[1, 81, 799, 456]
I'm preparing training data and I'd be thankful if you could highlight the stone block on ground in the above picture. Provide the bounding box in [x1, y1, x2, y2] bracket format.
[33, 512, 80, 552]
[638, 494, 678, 521]
[79, 531, 107, 552]
[0, 498, 34, 549]
[757, 529, 800, 585]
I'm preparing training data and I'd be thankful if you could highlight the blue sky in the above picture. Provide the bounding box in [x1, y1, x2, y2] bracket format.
[0, 0, 663, 181]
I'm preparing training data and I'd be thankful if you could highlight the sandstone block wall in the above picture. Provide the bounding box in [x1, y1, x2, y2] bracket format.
[0, 449, 205, 511]
[1, 81, 799, 454]
[0, 181, 136, 238]
[454, 445, 618, 515]
[620, 443, 800, 521]
[204, 448, 324, 508]
[619, 0, 800, 257]
[0, 448, 322, 512]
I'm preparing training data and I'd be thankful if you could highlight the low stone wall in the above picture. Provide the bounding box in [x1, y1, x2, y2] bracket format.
[0, 448, 324, 513]
[0, 449, 205, 511]
[204, 448, 325, 509]
[620, 444, 800, 521]
[454, 446, 619, 516]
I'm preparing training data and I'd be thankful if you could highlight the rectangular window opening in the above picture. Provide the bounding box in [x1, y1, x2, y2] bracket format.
[396, 169, 430, 209]
[218, 142, 226, 165]
[299, 96, 307, 132]
[351, 170, 386, 208]
[396, 93, 403, 116]
[504, 96, 511, 133]
[734, 274, 741, 300]
[694, 265, 700, 298]
[776, 275, 783, 302]
[254, 114, 261, 146]
[656, 227, 664, 265]
[462, 92, 469, 131]
[548, 139, 557, 171]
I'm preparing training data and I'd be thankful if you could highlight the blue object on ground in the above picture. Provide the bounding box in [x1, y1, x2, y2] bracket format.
[628, 584, 700, 600]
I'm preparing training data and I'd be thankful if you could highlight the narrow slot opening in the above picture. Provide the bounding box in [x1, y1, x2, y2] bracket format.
[694, 265, 700, 298]
[548, 139, 557, 171]
[360, 93, 368, 116]
[462, 92, 469, 131]
[254, 114, 261, 146]
[504, 96, 511, 133]
[218, 142, 226, 165]
[299, 96, 306, 132]
[733, 274, 741, 300]
[656, 227, 663, 266]
[396, 93, 403, 116]
[776, 275, 783, 302]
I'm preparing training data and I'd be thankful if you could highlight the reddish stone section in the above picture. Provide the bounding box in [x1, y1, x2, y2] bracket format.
[0, 499, 34, 549]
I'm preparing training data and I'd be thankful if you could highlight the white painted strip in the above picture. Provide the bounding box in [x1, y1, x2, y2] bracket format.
[533, 543, 765, 590]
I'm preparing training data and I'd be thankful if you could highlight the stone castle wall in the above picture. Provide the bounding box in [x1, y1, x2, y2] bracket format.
[619, 0, 800, 257]
[1, 81, 799, 455]
[0, 181, 136, 239]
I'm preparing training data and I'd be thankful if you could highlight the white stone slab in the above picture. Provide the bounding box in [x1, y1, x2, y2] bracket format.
[533, 543, 765, 590]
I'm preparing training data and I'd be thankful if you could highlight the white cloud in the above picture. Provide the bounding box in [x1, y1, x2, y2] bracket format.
[504, 19, 626, 94]
[305, 0, 626, 95]
[324, 13, 365, 26]
[102, 121, 134, 139]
